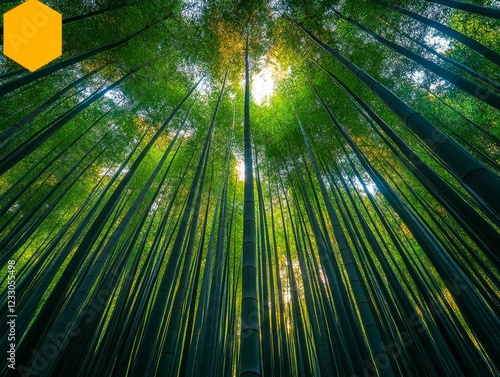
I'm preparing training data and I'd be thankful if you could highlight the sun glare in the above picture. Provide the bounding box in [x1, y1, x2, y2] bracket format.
[251, 66, 275, 105]
[236, 158, 245, 181]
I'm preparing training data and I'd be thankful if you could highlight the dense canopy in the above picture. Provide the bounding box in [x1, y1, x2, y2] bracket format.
[1, 0, 499, 376]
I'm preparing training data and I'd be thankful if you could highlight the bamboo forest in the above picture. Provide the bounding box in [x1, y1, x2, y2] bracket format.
[1, 0, 499, 376]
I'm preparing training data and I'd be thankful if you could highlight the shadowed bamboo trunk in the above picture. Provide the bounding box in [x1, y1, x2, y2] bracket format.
[267, 161, 292, 377]
[10, 78, 201, 376]
[375, 17, 500, 90]
[0, 63, 109, 143]
[239, 32, 261, 377]
[0, 12, 172, 97]
[374, 0, 500, 66]
[0, 2, 140, 44]
[331, 9, 500, 110]
[310, 60, 500, 267]
[129, 74, 225, 375]
[314, 85, 500, 369]
[289, 18, 500, 217]
[424, 0, 500, 20]
[0, 70, 135, 174]
[158, 70, 227, 376]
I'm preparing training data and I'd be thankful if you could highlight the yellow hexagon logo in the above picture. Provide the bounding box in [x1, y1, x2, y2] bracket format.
[3, 0, 62, 72]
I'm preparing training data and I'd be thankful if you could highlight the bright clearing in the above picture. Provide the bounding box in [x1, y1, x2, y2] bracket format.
[251, 66, 275, 105]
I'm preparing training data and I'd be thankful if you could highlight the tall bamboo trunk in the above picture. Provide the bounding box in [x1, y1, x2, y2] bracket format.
[239, 33, 261, 377]
[0, 12, 172, 97]
[424, 0, 500, 19]
[332, 10, 500, 110]
[374, 0, 500, 66]
[290, 18, 500, 217]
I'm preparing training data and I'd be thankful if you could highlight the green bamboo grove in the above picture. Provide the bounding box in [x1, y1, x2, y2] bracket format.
[0, 0, 499, 376]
